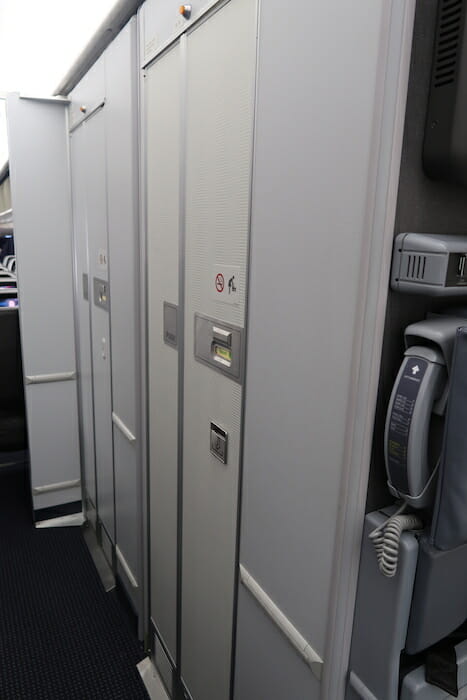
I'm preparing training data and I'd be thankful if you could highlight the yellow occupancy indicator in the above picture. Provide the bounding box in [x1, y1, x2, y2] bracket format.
[214, 344, 232, 364]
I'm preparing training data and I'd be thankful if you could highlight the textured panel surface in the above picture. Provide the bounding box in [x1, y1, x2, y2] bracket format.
[105, 19, 140, 601]
[234, 587, 320, 700]
[106, 19, 139, 439]
[7, 96, 77, 375]
[147, 41, 181, 662]
[140, 0, 220, 64]
[26, 381, 81, 510]
[68, 58, 105, 129]
[85, 108, 115, 541]
[181, 1, 256, 698]
[236, 0, 388, 685]
[113, 429, 139, 596]
[70, 125, 97, 511]
[6, 95, 81, 507]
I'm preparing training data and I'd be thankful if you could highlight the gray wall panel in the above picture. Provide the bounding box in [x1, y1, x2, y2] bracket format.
[26, 381, 81, 509]
[69, 20, 141, 599]
[7, 97, 77, 375]
[322, 4, 417, 696]
[70, 125, 97, 511]
[236, 0, 392, 693]
[69, 59, 105, 129]
[106, 18, 139, 435]
[113, 428, 139, 590]
[181, 1, 257, 698]
[234, 588, 320, 700]
[140, 0, 223, 66]
[33, 486, 82, 511]
[85, 107, 115, 540]
[146, 42, 181, 662]
[7, 94, 81, 507]
[105, 18, 141, 594]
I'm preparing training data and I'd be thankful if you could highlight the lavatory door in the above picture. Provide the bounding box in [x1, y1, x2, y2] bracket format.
[70, 124, 97, 527]
[84, 107, 115, 550]
[146, 39, 182, 666]
[180, 1, 257, 698]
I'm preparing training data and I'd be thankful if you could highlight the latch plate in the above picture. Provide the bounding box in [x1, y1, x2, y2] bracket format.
[210, 423, 228, 464]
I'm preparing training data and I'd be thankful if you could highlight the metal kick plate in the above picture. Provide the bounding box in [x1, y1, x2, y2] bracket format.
[93, 277, 110, 311]
[163, 302, 178, 348]
[194, 313, 243, 383]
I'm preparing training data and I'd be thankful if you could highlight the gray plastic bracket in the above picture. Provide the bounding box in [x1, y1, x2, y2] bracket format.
[346, 510, 419, 700]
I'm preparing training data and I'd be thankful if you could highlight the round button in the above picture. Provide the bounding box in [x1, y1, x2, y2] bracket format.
[179, 4, 192, 18]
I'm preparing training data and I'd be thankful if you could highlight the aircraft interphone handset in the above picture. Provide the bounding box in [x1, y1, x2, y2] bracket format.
[371, 315, 464, 577]
[384, 344, 447, 509]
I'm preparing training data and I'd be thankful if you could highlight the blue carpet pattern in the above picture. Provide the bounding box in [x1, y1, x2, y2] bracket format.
[0, 460, 148, 699]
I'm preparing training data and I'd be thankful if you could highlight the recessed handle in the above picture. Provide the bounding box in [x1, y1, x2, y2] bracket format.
[213, 326, 232, 346]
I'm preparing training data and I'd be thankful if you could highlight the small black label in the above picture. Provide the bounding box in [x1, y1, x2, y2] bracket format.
[387, 357, 428, 494]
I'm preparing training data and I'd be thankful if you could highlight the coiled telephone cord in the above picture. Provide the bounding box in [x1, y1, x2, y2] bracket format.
[369, 504, 423, 577]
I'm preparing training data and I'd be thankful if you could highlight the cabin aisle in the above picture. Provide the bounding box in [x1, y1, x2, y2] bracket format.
[0, 459, 148, 699]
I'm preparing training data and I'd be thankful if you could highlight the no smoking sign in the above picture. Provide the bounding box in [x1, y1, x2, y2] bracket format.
[212, 265, 240, 305]
[215, 273, 225, 293]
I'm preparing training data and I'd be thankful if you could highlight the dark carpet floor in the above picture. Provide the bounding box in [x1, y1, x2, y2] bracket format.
[0, 457, 149, 699]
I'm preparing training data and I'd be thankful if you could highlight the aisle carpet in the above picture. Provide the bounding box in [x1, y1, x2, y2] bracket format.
[0, 459, 148, 699]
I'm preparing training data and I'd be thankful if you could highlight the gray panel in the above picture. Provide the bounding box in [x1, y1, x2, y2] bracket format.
[147, 39, 181, 663]
[236, 0, 393, 682]
[26, 381, 82, 510]
[100, 520, 114, 567]
[70, 126, 97, 512]
[323, 6, 416, 697]
[105, 15, 142, 609]
[347, 512, 419, 700]
[113, 428, 139, 602]
[140, 0, 222, 65]
[106, 18, 139, 440]
[85, 107, 115, 541]
[432, 327, 467, 549]
[6, 94, 81, 508]
[234, 587, 321, 700]
[33, 486, 82, 511]
[7, 96, 77, 375]
[155, 635, 174, 697]
[406, 536, 467, 654]
[181, 1, 256, 698]
[68, 58, 105, 129]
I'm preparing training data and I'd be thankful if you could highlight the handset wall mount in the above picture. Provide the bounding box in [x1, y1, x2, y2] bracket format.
[384, 316, 466, 509]
[385, 345, 446, 509]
